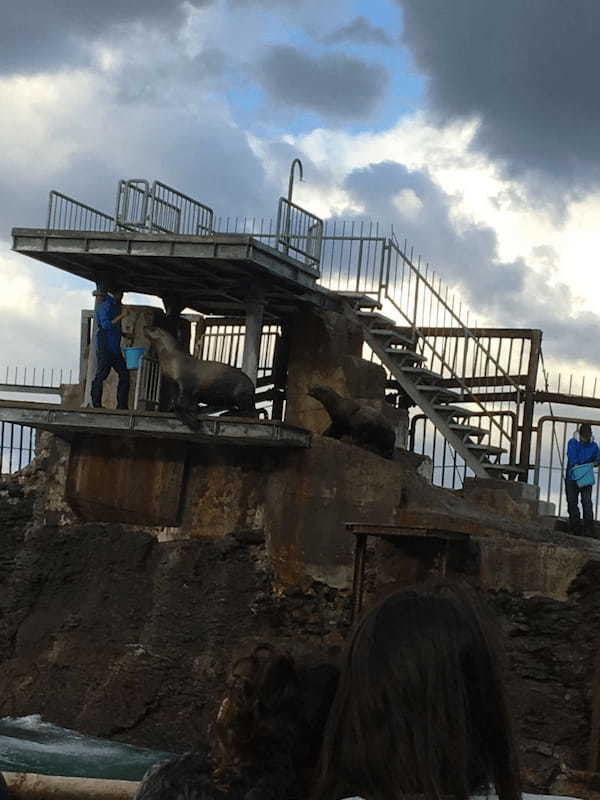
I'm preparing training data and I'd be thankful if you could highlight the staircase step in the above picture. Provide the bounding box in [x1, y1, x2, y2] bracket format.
[433, 404, 473, 418]
[449, 422, 489, 440]
[466, 443, 506, 457]
[482, 463, 528, 475]
[357, 311, 397, 327]
[385, 348, 427, 365]
[399, 366, 443, 384]
[370, 329, 415, 347]
[416, 385, 462, 401]
[338, 292, 381, 309]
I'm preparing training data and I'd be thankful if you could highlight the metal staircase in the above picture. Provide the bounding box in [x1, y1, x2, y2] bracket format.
[335, 237, 524, 480]
[350, 304, 510, 477]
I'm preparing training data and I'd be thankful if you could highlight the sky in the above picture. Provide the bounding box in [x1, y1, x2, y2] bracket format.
[2, 0, 600, 387]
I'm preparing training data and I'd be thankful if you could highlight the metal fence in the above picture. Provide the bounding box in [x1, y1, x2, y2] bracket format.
[48, 180, 215, 237]
[275, 197, 323, 270]
[114, 179, 215, 235]
[1, 422, 35, 474]
[319, 221, 387, 294]
[0, 365, 74, 475]
[47, 191, 115, 232]
[410, 410, 518, 488]
[197, 319, 282, 414]
[533, 414, 600, 518]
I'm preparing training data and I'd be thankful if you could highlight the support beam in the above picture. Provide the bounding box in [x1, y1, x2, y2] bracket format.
[241, 291, 265, 386]
[535, 391, 600, 410]
[519, 330, 542, 481]
[82, 285, 104, 407]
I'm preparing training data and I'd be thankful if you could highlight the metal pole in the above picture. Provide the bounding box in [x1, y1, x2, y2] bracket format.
[241, 290, 265, 387]
[82, 284, 105, 407]
[287, 158, 304, 204]
[518, 331, 542, 482]
[351, 533, 367, 623]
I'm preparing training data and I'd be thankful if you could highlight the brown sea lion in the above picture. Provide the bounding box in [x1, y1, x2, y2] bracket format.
[308, 384, 395, 459]
[145, 326, 257, 425]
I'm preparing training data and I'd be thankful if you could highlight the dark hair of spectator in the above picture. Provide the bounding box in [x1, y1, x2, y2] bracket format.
[314, 582, 521, 800]
[136, 644, 338, 800]
[212, 643, 338, 798]
[579, 422, 592, 440]
[135, 753, 217, 800]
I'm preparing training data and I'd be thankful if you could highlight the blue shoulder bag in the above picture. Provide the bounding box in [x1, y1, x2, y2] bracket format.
[571, 462, 595, 488]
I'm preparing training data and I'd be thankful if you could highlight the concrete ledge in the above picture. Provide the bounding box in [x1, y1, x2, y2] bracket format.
[463, 476, 540, 502]
[0, 400, 311, 449]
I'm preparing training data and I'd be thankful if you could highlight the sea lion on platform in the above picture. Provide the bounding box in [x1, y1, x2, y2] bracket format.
[145, 326, 257, 426]
[308, 384, 395, 459]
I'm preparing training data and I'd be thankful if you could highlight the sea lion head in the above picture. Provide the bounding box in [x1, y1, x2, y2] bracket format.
[308, 384, 335, 403]
[145, 325, 170, 344]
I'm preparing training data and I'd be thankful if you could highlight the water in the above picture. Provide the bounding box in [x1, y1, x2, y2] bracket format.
[0, 715, 174, 781]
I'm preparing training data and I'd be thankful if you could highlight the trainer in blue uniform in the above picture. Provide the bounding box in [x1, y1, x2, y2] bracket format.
[91, 289, 130, 410]
[565, 422, 599, 536]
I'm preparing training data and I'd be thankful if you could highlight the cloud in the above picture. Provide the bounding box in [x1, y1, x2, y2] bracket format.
[1, 1, 215, 74]
[340, 160, 600, 366]
[322, 16, 395, 46]
[396, 0, 600, 197]
[254, 46, 389, 121]
[0, 65, 280, 243]
[0, 247, 88, 371]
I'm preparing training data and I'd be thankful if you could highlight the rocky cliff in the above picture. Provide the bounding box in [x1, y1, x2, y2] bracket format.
[1, 452, 600, 791]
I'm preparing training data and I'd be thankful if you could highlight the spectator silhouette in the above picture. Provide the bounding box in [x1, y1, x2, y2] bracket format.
[135, 644, 338, 800]
[314, 581, 521, 800]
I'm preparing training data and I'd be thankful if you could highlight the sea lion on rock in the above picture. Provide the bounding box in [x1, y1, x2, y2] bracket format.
[308, 384, 395, 459]
[145, 326, 257, 427]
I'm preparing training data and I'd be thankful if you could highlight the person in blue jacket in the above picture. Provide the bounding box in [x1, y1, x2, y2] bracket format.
[91, 289, 130, 410]
[565, 422, 599, 536]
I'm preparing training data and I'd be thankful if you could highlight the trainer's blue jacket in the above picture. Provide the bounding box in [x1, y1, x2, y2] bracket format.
[96, 296, 122, 354]
[566, 437, 600, 480]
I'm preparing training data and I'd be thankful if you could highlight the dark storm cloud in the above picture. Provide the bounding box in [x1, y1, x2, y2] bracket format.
[255, 46, 389, 121]
[322, 16, 395, 46]
[342, 161, 600, 366]
[0, 0, 212, 73]
[396, 0, 600, 194]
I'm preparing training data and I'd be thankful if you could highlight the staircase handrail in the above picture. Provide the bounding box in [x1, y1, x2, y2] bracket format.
[383, 239, 521, 450]
[387, 237, 520, 391]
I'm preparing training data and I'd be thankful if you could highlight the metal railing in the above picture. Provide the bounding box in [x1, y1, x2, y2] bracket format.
[275, 197, 323, 270]
[114, 179, 149, 231]
[195, 319, 283, 415]
[0, 365, 74, 475]
[47, 191, 115, 232]
[533, 414, 600, 518]
[115, 179, 215, 235]
[1, 422, 35, 475]
[133, 355, 161, 411]
[320, 221, 387, 294]
[374, 241, 522, 467]
[410, 410, 518, 488]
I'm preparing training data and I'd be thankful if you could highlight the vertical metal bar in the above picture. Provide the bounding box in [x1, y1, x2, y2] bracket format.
[351, 533, 368, 623]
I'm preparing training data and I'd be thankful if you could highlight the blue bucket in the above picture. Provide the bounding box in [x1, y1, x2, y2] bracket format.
[124, 346, 146, 369]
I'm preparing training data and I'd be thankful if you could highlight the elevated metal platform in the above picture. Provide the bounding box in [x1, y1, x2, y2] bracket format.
[0, 400, 311, 448]
[11, 229, 337, 317]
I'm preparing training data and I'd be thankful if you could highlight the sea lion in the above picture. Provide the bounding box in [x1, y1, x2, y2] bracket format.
[145, 326, 257, 426]
[308, 384, 396, 459]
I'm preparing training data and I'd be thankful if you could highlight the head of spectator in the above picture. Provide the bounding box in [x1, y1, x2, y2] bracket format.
[579, 422, 593, 443]
[213, 643, 338, 798]
[314, 581, 521, 800]
[137, 644, 338, 800]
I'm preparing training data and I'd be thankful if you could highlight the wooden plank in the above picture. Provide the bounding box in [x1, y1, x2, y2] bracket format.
[346, 508, 505, 538]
